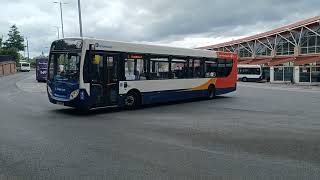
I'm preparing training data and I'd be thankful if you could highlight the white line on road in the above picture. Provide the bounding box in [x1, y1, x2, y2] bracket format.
[238, 83, 320, 93]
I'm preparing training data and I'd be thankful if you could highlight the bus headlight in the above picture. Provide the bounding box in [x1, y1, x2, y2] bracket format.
[48, 86, 53, 96]
[70, 89, 79, 100]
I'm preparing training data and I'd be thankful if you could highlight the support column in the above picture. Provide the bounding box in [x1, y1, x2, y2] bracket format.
[294, 46, 300, 57]
[294, 66, 300, 83]
[271, 50, 276, 57]
[270, 66, 274, 82]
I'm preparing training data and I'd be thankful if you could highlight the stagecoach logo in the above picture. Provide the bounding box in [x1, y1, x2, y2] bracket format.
[55, 87, 66, 92]
[95, 43, 112, 49]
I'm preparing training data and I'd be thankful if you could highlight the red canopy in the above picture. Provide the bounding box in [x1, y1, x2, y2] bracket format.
[294, 56, 320, 66]
[249, 58, 272, 65]
[238, 59, 252, 64]
[269, 57, 295, 66]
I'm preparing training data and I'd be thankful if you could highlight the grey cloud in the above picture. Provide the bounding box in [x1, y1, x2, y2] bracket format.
[80, 0, 320, 42]
[0, 0, 319, 57]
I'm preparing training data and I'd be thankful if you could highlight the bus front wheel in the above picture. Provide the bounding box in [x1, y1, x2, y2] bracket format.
[242, 77, 248, 82]
[124, 91, 141, 109]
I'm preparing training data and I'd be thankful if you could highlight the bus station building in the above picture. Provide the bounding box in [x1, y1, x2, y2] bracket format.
[201, 16, 320, 84]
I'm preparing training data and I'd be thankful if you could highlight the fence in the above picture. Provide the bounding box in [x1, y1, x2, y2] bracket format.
[0, 61, 16, 76]
[270, 65, 320, 83]
[299, 66, 320, 83]
[273, 66, 294, 82]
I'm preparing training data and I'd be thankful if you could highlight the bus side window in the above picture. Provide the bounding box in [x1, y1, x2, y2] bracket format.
[136, 58, 147, 80]
[205, 58, 218, 78]
[83, 51, 90, 83]
[125, 56, 147, 81]
[48, 55, 55, 80]
[125, 59, 135, 81]
[217, 59, 226, 77]
[91, 54, 104, 82]
[171, 58, 187, 79]
[193, 59, 202, 78]
[149, 57, 169, 80]
[107, 56, 118, 83]
[225, 59, 233, 77]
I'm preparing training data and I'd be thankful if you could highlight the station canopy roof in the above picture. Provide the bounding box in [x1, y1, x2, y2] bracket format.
[201, 16, 320, 49]
[249, 58, 273, 65]
[268, 57, 295, 66]
[294, 56, 320, 66]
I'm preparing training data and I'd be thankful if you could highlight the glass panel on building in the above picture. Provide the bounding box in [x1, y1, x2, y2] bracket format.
[299, 67, 311, 82]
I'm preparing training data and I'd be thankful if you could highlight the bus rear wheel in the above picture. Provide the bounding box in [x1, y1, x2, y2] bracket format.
[242, 77, 248, 82]
[208, 86, 216, 100]
[124, 92, 141, 109]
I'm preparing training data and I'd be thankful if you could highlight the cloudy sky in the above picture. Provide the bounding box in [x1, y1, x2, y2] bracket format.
[0, 0, 319, 57]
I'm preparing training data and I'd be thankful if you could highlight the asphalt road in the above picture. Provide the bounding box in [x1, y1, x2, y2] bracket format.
[1, 72, 320, 180]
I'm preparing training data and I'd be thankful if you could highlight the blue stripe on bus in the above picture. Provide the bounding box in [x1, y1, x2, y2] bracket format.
[216, 87, 237, 95]
[142, 90, 204, 104]
[141, 87, 236, 105]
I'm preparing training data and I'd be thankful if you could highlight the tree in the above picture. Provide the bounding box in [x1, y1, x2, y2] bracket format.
[0, 35, 4, 49]
[4, 25, 24, 51]
[0, 36, 3, 48]
[0, 48, 19, 61]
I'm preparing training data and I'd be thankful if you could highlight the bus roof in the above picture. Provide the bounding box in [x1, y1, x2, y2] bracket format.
[64, 38, 218, 58]
[238, 64, 261, 68]
[19, 61, 29, 64]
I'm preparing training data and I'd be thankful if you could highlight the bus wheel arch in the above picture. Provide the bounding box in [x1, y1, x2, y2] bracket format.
[242, 77, 248, 82]
[124, 89, 142, 109]
[208, 84, 216, 99]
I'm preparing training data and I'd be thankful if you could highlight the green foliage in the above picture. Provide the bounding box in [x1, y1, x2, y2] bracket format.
[0, 48, 19, 62]
[0, 25, 24, 63]
[3, 25, 25, 51]
[0, 36, 3, 48]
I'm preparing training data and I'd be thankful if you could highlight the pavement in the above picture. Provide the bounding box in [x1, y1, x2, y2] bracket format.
[0, 72, 320, 180]
[238, 81, 320, 93]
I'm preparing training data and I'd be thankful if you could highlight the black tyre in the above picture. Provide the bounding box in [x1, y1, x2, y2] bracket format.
[124, 92, 141, 109]
[242, 77, 248, 82]
[208, 86, 216, 100]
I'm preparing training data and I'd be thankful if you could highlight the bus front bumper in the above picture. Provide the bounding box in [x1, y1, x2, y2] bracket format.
[48, 89, 91, 109]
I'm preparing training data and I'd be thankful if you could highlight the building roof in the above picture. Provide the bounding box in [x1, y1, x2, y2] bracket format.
[202, 16, 320, 49]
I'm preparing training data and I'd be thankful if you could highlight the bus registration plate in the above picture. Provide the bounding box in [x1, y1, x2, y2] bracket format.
[57, 101, 65, 106]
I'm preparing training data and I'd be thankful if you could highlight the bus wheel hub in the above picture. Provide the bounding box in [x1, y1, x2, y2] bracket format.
[125, 96, 134, 106]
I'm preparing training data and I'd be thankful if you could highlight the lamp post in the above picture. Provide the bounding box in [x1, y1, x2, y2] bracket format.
[77, 0, 83, 37]
[26, 37, 30, 61]
[53, 26, 60, 39]
[54, 1, 67, 38]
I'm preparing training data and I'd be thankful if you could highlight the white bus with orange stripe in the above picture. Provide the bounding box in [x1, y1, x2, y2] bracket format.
[47, 38, 237, 110]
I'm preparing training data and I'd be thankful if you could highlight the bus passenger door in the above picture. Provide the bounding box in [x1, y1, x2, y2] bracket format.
[90, 53, 105, 107]
[104, 54, 119, 106]
[90, 53, 119, 107]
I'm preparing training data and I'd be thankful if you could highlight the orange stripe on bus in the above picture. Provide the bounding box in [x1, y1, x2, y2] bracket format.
[191, 78, 217, 91]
